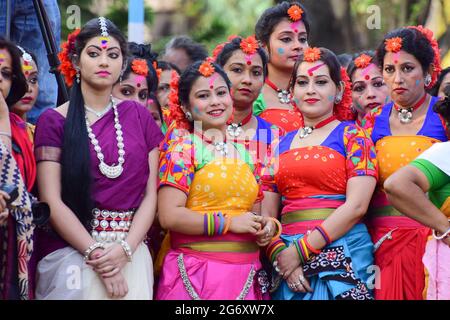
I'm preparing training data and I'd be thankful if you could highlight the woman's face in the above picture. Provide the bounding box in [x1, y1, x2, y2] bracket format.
[147, 98, 162, 128]
[437, 72, 450, 98]
[351, 65, 389, 117]
[156, 69, 173, 108]
[12, 58, 39, 116]
[383, 50, 427, 106]
[266, 18, 308, 72]
[0, 49, 13, 99]
[78, 36, 123, 89]
[292, 60, 338, 119]
[186, 74, 233, 131]
[112, 71, 149, 107]
[223, 49, 264, 109]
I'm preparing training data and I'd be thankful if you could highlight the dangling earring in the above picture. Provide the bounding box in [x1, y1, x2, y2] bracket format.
[185, 111, 193, 122]
[76, 70, 81, 84]
[335, 93, 342, 104]
[424, 74, 432, 87]
[350, 105, 357, 114]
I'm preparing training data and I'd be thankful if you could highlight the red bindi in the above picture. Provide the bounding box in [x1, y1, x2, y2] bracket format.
[210, 85, 214, 89]
[308, 71, 313, 76]
[365, 75, 370, 80]
[246, 61, 251, 65]
[137, 83, 141, 88]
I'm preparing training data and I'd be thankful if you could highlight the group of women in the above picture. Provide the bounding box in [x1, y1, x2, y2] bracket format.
[0, 1, 449, 300]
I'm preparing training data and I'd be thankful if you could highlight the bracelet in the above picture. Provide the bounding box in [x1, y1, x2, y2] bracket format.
[314, 225, 332, 246]
[433, 221, 450, 240]
[203, 213, 209, 236]
[269, 217, 282, 239]
[83, 242, 105, 261]
[304, 236, 321, 255]
[0, 131, 12, 139]
[266, 237, 287, 263]
[120, 240, 133, 262]
[223, 214, 232, 235]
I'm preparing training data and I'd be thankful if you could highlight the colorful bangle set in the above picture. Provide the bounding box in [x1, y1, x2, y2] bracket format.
[266, 237, 287, 263]
[294, 224, 332, 265]
[314, 225, 332, 246]
[204, 212, 231, 236]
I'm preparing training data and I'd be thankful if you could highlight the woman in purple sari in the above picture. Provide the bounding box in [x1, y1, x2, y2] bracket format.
[33, 18, 163, 299]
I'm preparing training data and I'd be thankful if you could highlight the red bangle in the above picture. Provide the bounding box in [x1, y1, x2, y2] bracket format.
[304, 236, 321, 255]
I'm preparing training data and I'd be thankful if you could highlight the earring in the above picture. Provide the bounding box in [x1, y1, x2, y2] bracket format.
[424, 74, 432, 87]
[335, 94, 342, 104]
[350, 105, 357, 114]
[185, 111, 193, 122]
[76, 70, 80, 84]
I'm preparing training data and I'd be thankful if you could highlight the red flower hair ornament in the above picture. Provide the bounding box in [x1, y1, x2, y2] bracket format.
[131, 59, 149, 76]
[287, 5, 303, 22]
[58, 28, 80, 87]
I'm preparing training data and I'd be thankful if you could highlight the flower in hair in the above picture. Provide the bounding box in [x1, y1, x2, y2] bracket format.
[354, 54, 372, 69]
[131, 59, 149, 76]
[152, 61, 162, 80]
[198, 60, 215, 77]
[240, 35, 259, 55]
[58, 28, 80, 86]
[303, 47, 321, 63]
[385, 37, 403, 53]
[287, 5, 303, 22]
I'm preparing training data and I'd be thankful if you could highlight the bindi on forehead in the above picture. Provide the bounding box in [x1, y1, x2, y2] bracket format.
[0, 52, 6, 65]
[135, 75, 146, 88]
[362, 63, 376, 81]
[208, 73, 219, 89]
[307, 63, 326, 76]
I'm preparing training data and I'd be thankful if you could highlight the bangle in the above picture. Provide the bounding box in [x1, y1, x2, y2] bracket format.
[0, 131, 11, 139]
[120, 240, 133, 262]
[217, 212, 225, 235]
[314, 225, 332, 246]
[223, 214, 232, 235]
[83, 242, 105, 261]
[433, 221, 450, 240]
[304, 236, 321, 255]
[203, 213, 209, 236]
[266, 237, 287, 263]
[269, 217, 282, 239]
[293, 239, 306, 265]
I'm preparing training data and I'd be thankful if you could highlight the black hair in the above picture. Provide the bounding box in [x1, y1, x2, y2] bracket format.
[62, 18, 128, 229]
[123, 42, 159, 93]
[157, 60, 181, 75]
[178, 61, 231, 107]
[376, 27, 434, 75]
[346, 50, 377, 80]
[289, 47, 342, 90]
[433, 85, 450, 124]
[430, 66, 450, 96]
[337, 53, 353, 69]
[215, 37, 269, 77]
[164, 36, 208, 65]
[255, 1, 310, 46]
[0, 37, 28, 107]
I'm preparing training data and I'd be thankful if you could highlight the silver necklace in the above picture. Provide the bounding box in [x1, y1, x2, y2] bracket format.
[85, 102, 113, 118]
[85, 96, 125, 179]
[213, 141, 228, 156]
[298, 126, 314, 139]
[227, 123, 243, 138]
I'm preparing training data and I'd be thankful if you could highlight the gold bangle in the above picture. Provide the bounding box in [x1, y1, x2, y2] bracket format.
[269, 217, 282, 239]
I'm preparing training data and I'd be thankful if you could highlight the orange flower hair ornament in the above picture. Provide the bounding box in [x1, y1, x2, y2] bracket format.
[334, 67, 355, 122]
[131, 59, 149, 76]
[287, 5, 303, 22]
[198, 60, 215, 77]
[152, 61, 162, 81]
[303, 47, 321, 63]
[408, 25, 442, 89]
[354, 54, 372, 69]
[385, 37, 403, 53]
[211, 35, 238, 61]
[240, 35, 259, 65]
[58, 28, 80, 87]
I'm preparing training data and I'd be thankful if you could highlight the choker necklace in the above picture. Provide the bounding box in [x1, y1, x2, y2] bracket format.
[298, 115, 337, 139]
[198, 131, 228, 156]
[227, 111, 253, 138]
[394, 93, 427, 124]
[85, 101, 113, 118]
[265, 78, 291, 104]
[85, 96, 125, 179]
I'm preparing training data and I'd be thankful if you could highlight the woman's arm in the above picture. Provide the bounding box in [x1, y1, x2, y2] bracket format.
[385, 165, 450, 235]
[125, 148, 159, 252]
[0, 91, 11, 150]
[37, 161, 98, 255]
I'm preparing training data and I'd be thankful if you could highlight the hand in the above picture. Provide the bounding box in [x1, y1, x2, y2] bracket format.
[286, 266, 313, 293]
[229, 212, 263, 235]
[86, 243, 129, 276]
[276, 245, 301, 279]
[100, 270, 129, 299]
[0, 190, 10, 212]
[255, 217, 275, 247]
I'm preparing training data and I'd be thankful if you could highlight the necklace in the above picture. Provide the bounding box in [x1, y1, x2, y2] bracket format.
[265, 78, 291, 104]
[226, 111, 253, 138]
[394, 93, 427, 124]
[197, 131, 228, 156]
[85, 96, 125, 179]
[85, 101, 113, 118]
[298, 115, 337, 139]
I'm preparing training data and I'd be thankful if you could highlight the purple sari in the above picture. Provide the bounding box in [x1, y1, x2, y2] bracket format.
[30, 100, 163, 293]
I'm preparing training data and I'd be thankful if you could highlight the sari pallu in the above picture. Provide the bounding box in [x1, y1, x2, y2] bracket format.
[157, 138, 268, 300]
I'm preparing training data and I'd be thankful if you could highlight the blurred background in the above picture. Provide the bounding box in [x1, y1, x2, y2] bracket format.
[58, 0, 450, 66]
